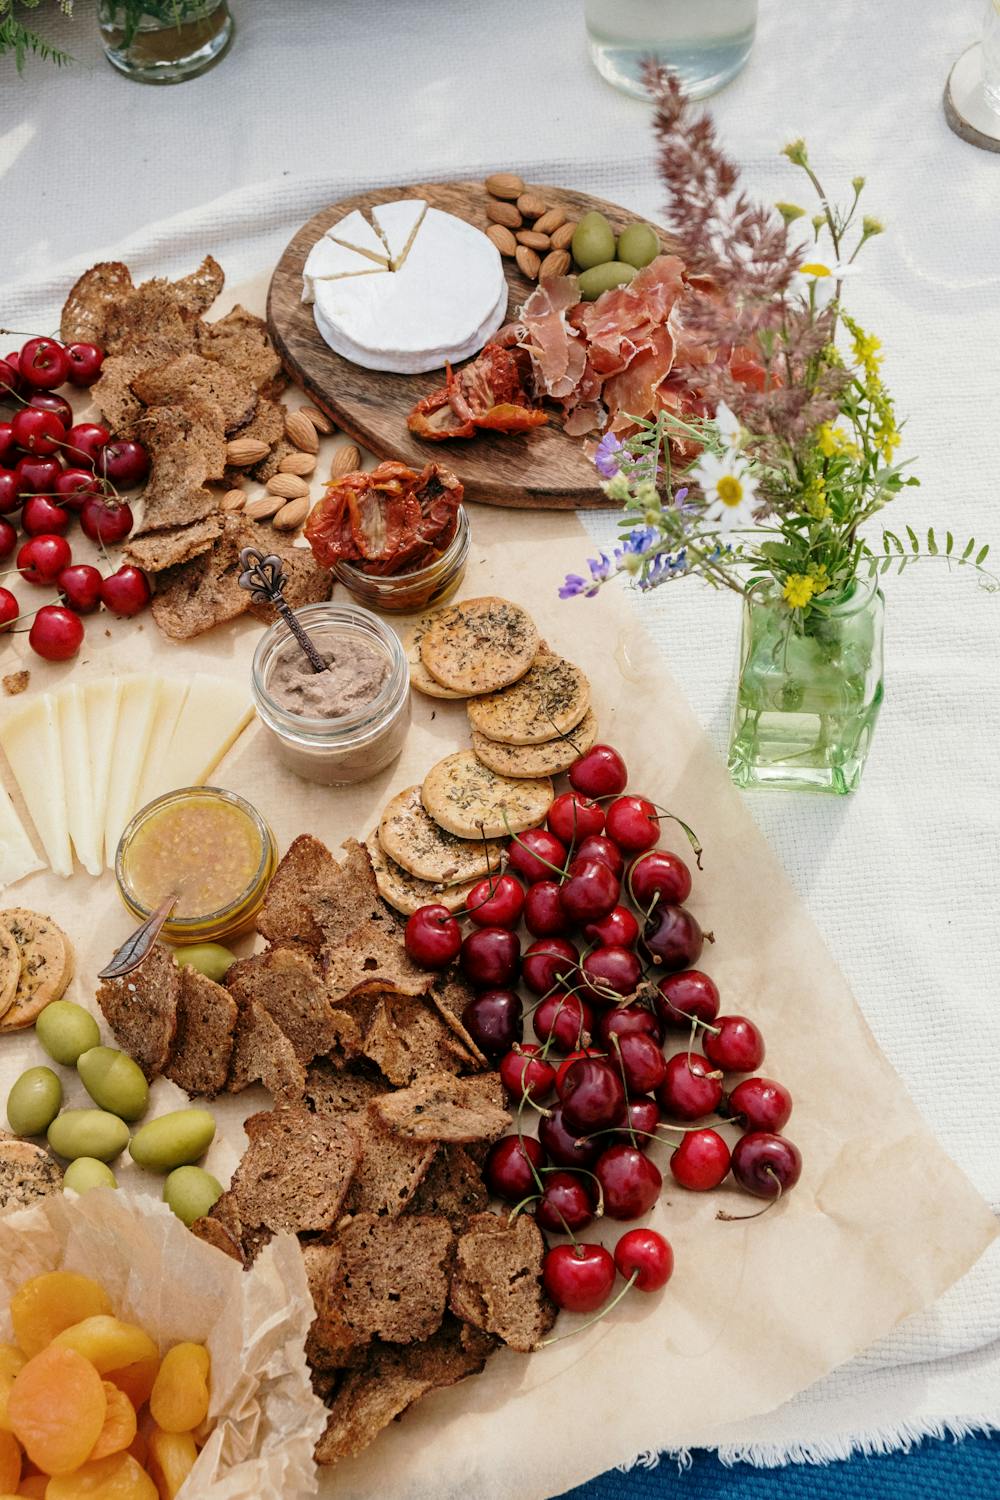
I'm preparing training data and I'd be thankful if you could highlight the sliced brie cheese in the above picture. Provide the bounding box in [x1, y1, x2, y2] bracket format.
[0, 782, 44, 889]
[137, 678, 189, 808]
[159, 673, 254, 788]
[104, 676, 160, 867]
[85, 677, 121, 868]
[301, 237, 387, 304]
[328, 209, 391, 266]
[372, 198, 427, 269]
[57, 684, 101, 877]
[0, 694, 72, 879]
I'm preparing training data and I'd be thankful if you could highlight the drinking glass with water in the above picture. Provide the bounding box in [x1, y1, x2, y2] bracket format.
[585, 0, 757, 100]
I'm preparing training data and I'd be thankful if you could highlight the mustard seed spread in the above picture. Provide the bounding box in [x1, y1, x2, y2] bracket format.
[127, 798, 262, 917]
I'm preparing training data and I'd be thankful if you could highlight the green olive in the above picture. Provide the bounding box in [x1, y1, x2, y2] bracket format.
[63, 1157, 118, 1194]
[129, 1109, 216, 1173]
[163, 1165, 224, 1227]
[616, 222, 660, 269]
[6, 1067, 63, 1137]
[48, 1109, 130, 1163]
[35, 1001, 101, 1067]
[77, 1047, 149, 1123]
[571, 211, 617, 270]
[577, 261, 638, 301]
[174, 943, 237, 984]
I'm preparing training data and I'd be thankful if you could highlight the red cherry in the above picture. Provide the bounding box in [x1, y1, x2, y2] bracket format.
[461, 989, 522, 1058]
[58, 564, 104, 614]
[536, 1172, 595, 1235]
[98, 439, 150, 489]
[499, 1044, 556, 1104]
[560, 857, 620, 924]
[80, 495, 133, 545]
[731, 1131, 802, 1199]
[0, 360, 19, 397]
[613, 1094, 662, 1148]
[642, 903, 703, 972]
[596, 1004, 663, 1049]
[726, 1076, 792, 1134]
[0, 518, 17, 561]
[14, 455, 62, 498]
[0, 470, 20, 514]
[21, 495, 69, 537]
[99, 565, 151, 617]
[11, 407, 63, 456]
[569, 744, 628, 798]
[466, 873, 525, 929]
[614, 1032, 667, 1094]
[404, 904, 461, 969]
[579, 945, 642, 1007]
[522, 937, 578, 997]
[523, 880, 568, 938]
[533, 990, 593, 1053]
[55, 468, 103, 511]
[460, 927, 520, 989]
[64, 342, 105, 387]
[594, 1144, 662, 1220]
[573, 834, 624, 878]
[543, 1243, 616, 1313]
[507, 828, 567, 885]
[554, 1046, 604, 1092]
[654, 970, 720, 1028]
[538, 1103, 602, 1169]
[63, 422, 110, 468]
[0, 424, 14, 464]
[670, 1128, 731, 1190]
[703, 1015, 765, 1074]
[583, 905, 640, 949]
[547, 791, 605, 845]
[627, 849, 692, 910]
[0, 588, 18, 628]
[18, 533, 72, 585]
[559, 1056, 627, 1134]
[605, 795, 659, 853]
[18, 337, 69, 391]
[484, 1135, 545, 1202]
[27, 391, 73, 431]
[656, 1052, 724, 1121]
[614, 1228, 673, 1292]
[28, 604, 84, 661]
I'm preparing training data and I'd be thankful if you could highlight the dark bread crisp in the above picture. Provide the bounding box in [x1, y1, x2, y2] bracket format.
[228, 1105, 359, 1235]
[190, 1213, 244, 1263]
[345, 1103, 436, 1219]
[133, 399, 228, 536]
[131, 353, 258, 436]
[303, 1241, 358, 1372]
[196, 306, 285, 399]
[95, 941, 179, 1081]
[165, 964, 238, 1098]
[0, 1136, 63, 1209]
[60, 261, 135, 344]
[60, 257, 222, 352]
[256, 834, 338, 949]
[303, 1058, 385, 1118]
[449, 1211, 556, 1352]
[362, 993, 478, 1086]
[429, 970, 488, 1071]
[244, 519, 332, 619]
[224, 944, 344, 1065]
[167, 255, 225, 318]
[314, 1315, 495, 1466]
[374, 1072, 510, 1143]
[225, 996, 306, 1101]
[407, 1145, 489, 1230]
[308, 838, 389, 954]
[335, 1212, 453, 1345]
[124, 516, 223, 575]
[323, 923, 432, 1009]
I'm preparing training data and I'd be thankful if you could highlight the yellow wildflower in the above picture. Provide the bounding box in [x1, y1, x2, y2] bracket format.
[875, 423, 900, 461]
[807, 563, 830, 594]
[803, 475, 830, 520]
[783, 574, 816, 609]
[817, 423, 860, 461]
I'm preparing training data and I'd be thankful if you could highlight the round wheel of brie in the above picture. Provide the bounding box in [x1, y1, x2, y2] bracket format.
[306, 201, 508, 375]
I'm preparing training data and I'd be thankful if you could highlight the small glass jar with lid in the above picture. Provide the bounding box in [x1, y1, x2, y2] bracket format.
[252, 602, 411, 785]
[333, 505, 470, 614]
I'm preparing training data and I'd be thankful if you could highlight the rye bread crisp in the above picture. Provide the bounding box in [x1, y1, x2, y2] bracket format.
[256, 833, 338, 949]
[449, 1211, 556, 1352]
[133, 399, 227, 535]
[95, 940, 179, 1080]
[361, 992, 479, 1086]
[196, 305, 285, 396]
[165, 964, 238, 1098]
[225, 996, 306, 1101]
[190, 1213, 244, 1264]
[407, 1145, 489, 1230]
[333, 1212, 454, 1347]
[60, 261, 135, 345]
[0, 1136, 63, 1209]
[224, 945, 347, 1065]
[374, 1072, 510, 1144]
[228, 1105, 359, 1236]
[304, 1059, 386, 1118]
[124, 516, 224, 575]
[308, 838, 388, 951]
[131, 353, 258, 437]
[344, 1103, 437, 1219]
[303, 1241, 361, 1373]
[322, 921, 431, 1008]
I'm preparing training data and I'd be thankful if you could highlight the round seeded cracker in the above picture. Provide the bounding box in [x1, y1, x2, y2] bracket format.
[421, 750, 553, 839]
[420, 597, 539, 695]
[365, 830, 482, 916]
[467, 654, 590, 745]
[471, 707, 599, 778]
[0, 924, 19, 1020]
[0, 909, 73, 1031]
[379, 786, 506, 884]
[404, 616, 468, 701]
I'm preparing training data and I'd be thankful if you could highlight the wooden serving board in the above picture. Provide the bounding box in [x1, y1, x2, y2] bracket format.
[266, 180, 674, 511]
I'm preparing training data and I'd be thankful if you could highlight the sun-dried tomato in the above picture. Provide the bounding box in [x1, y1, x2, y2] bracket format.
[305, 460, 463, 575]
[407, 344, 547, 441]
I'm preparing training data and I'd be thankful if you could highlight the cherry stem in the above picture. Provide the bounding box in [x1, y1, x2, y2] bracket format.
[538, 1269, 639, 1347]
[716, 1169, 783, 1221]
[647, 804, 703, 869]
[607, 1034, 639, 1150]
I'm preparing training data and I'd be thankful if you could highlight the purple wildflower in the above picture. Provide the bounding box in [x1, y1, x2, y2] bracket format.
[594, 432, 624, 478]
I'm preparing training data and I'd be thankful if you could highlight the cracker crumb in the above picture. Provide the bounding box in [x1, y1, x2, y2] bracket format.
[2, 671, 29, 696]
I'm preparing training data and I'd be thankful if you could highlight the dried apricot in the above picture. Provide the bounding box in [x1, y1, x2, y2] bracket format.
[10, 1274, 112, 1359]
[18, 1477, 49, 1498]
[51, 1318, 157, 1375]
[0, 1430, 19, 1491]
[126, 1428, 148, 1468]
[148, 1345, 209, 1434]
[89, 1383, 137, 1461]
[105, 1357, 159, 1412]
[0, 1347, 26, 1433]
[45, 1452, 158, 1498]
[146, 1427, 197, 1500]
[8, 1345, 106, 1475]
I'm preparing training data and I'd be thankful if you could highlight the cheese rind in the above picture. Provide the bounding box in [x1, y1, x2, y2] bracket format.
[0, 782, 44, 889]
[58, 683, 101, 877]
[314, 279, 508, 376]
[0, 694, 72, 879]
[372, 199, 428, 269]
[328, 209, 391, 266]
[302, 238, 388, 304]
[103, 677, 160, 867]
[158, 673, 254, 789]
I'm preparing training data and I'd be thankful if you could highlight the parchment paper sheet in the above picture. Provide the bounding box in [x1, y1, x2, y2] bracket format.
[0, 280, 994, 1499]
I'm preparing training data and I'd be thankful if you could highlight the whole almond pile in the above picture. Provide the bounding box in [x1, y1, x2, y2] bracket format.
[483, 173, 575, 282]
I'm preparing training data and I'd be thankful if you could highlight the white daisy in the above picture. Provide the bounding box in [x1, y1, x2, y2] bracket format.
[713, 400, 742, 450]
[799, 259, 862, 281]
[690, 449, 759, 533]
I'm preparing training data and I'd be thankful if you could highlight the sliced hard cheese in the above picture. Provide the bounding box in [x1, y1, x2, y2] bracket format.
[103, 676, 159, 867]
[301, 237, 388, 304]
[0, 694, 72, 878]
[0, 782, 44, 889]
[158, 672, 253, 789]
[57, 684, 101, 877]
[328, 209, 390, 266]
[372, 198, 427, 269]
[137, 678, 190, 808]
[85, 676, 121, 868]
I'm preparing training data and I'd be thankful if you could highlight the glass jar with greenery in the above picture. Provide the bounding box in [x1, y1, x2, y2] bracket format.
[97, 0, 233, 83]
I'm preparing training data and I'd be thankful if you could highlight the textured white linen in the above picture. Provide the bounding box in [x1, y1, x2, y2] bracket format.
[3, 0, 1000, 1469]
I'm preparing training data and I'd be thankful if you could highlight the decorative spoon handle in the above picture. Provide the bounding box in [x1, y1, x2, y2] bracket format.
[97, 894, 178, 980]
[237, 546, 328, 674]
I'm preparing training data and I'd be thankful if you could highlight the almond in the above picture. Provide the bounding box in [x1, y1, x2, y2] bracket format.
[551, 221, 577, 251]
[226, 437, 271, 466]
[285, 408, 320, 453]
[271, 497, 309, 531]
[329, 442, 362, 480]
[515, 245, 541, 280]
[486, 224, 518, 257]
[533, 207, 567, 236]
[266, 473, 310, 500]
[516, 192, 547, 220]
[220, 489, 246, 512]
[485, 172, 524, 200]
[245, 493, 285, 520]
[540, 250, 572, 279]
[516, 229, 551, 251]
[299, 403, 334, 435]
[487, 199, 522, 230]
[278, 450, 317, 476]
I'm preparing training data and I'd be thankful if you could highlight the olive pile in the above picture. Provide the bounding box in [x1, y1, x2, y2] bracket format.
[571, 211, 661, 299]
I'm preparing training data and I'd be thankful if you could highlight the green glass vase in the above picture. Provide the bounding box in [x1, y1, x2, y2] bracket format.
[728, 575, 885, 795]
[98, 0, 233, 84]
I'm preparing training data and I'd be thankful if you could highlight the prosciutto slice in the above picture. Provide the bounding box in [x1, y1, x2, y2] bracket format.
[517, 276, 588, 400]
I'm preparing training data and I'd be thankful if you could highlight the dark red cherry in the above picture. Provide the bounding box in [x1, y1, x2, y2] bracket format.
[559, 1057, 626, 1135]
[573, 835, 624, 878]
[499, 1044, 556, 1104]
[507, 828, 566, 885]
[560, 857, 619, 924]
[703, 1015, 765, 1074]
[536, 1171, 596, 1235]
[21, 494, 68, 537]
[547, 790, 605, 845]
[484, 1135, 546, 1202]
[522, 937, 578, 997]
[731, 1132, 802, 1199]
[614, 1032, 667, 1095]
[404, 904, 461, 969]
[579, 946, 642, 1007]
[533, 991, 593, 1052]
[542, 1243, 616, 1313]
[58, 564, 104, 614]
[596, 1004, 663, 1049]
[604, 795, 658, 853]
[656, 1052, 724, 1121]
[64, 342, 105, 387]
[583, 905, 639, 949]
[725, 1076, 792, 1134]
[595, 1144, 662, 1220]
[654, 970, 720, 1028]
[466, 873, 525, 930]
[461, 989, 522, 1057]
[569, 744, 627, 798]
[627, 849, 692, 910]
[642, 904, 703, 972]
[612, 1094, 662, 1148]
[27, 391, 73, 431]
[523, 880, 569, 938]
[614, 1228, 673, 1291]
[538, 1104, 602, 1169]
[460, 927, 520, 989]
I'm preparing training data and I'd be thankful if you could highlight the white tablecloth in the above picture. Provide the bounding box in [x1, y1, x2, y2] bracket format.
[4, 0, 1000, 1472]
